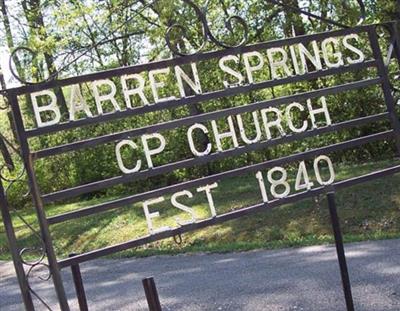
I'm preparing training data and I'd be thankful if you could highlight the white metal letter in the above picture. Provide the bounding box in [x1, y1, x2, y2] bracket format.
[219, 55, 244, 88]
[314, 155, 335, 185]
[256, 171, 269, 203]
[267, 167, 290, 199]
[69, 84, 93, 121]
[243, 51, 264, 84]
[211, 116, 239, 151]
[115, 140, 141, 174]
[171, 190, 196, 225]
[142, 133, 166, 168]
[321, 37, 344, 68]
[121, 74, 150, 108]
[187, 123, 212, 157]
[307, 97, 332, 129]
[295, 161, 314, 191]
[92, 79, 121, 115]
[267, 47, 293, 79]
[31, 90, 61, 128]
[175, 63, 202, 97]
[236, 111, 262, 144]
[298, 41, 323, 73]
[285, 102, 308, 133]
[289, 45, 301, 75]
[143, 197, 170, 234]
[197, 183, 218, 217]
[343, 34, 365, 64]
[261, 107, 286, 139]
[149, 68, 176, 103]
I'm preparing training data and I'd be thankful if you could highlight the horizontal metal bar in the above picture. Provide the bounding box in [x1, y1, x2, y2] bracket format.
[43, 113, 388, 202]
[33, 78, 382, 158]
[25, 59, 377, 138]
[43, 113, 389, 204]
[58, 162, 400, 269]
[47, 130, 394, 223]
[10, 25, 371, 98]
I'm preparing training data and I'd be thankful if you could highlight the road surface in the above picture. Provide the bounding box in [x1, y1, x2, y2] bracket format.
[1, 239, 400, 310]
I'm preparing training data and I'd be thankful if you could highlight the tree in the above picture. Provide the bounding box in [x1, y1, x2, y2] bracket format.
[21, 0, 68, 115]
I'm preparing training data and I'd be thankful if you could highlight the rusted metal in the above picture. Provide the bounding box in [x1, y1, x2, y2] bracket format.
[142, 277, 162, 311]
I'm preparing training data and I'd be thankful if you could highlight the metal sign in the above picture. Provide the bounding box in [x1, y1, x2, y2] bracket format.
[1, 2, 400, 310]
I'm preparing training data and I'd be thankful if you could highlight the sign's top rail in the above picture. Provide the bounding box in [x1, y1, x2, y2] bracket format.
[6, 25, 370, 98]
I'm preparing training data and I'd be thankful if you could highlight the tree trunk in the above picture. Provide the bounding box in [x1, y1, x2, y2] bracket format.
[282, 0, 306, 37]
[0, 0, 35, 120]
[0, 0, 24, 80]
[22, 0, 68, 116]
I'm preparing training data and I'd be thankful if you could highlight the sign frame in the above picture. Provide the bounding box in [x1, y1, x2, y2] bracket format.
[2, 16, 400, 311]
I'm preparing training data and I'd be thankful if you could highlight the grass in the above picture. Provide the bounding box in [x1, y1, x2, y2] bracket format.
[1, 159, 400, 261]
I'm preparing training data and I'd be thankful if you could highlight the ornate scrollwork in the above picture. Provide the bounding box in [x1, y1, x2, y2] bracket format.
[0, 132, 26, 194]
[165, 0, 367, 56]
[0, 128, 54, 310]
[20, 247, 54, 310]
[165, 0, 249, 56]
[9, 47, 58, 85]
[8, 0, 370, 84]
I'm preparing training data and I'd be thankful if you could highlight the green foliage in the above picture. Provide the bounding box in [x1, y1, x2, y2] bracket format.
[0, 0, 399, 210]
[1, 160, 400, 260]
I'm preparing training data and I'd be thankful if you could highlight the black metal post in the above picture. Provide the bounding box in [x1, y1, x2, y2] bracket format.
[142, 277, 162, 311]
[0, 180, 35, 310]
[6, 91, 70, 311]
[368, 26, 400, 155]
[327, 192, 355, 311]
[69, 254, 89, 311]
[389, 23, 400, 63]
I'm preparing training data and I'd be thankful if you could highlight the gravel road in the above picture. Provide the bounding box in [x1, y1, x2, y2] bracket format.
[1, 239, 400, 310]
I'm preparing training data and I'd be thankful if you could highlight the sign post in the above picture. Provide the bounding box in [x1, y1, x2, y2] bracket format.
[0, 179, 34, 310]
[327, 192, 354, 311]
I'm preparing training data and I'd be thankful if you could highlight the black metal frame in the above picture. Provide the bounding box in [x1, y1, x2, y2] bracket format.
[2, 5, 400, 310]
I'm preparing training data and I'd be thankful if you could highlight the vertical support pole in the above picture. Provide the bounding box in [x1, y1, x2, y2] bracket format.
[6, 91, 70, 311]
[368, 26, 400, 154]
[0, 180, 35, 310]
[142, 277, 162, 311]
[327, 192, 355, 311]
[69, 254, 89, 311]
[397, 0, 400, 19]
[389, 23, 400, 64]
